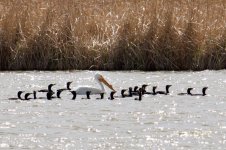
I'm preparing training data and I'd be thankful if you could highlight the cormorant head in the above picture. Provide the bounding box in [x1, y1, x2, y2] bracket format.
[121, 89, 127, 97]
[110, 91, 116, 100]
[142, 84, 148, 92]
[121, 89, 127, 94]
[142, 84, 148, 89]
[17, 91, 25, 99]
[66, 81, 73, 90]
[110, 91, 116, 96]
[48, 84, 56, 91]
[18, 91, 24, 95]
[165, 85, 172, 93]
[166, 85, 172, 89]
[152, 86, 157, 93]
[49, 84, 56, 87]
[134, 86, 139, 92]
[187, 88, 193, 94]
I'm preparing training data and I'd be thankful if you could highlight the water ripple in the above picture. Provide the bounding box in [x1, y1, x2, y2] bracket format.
[0, 70, 226, 149]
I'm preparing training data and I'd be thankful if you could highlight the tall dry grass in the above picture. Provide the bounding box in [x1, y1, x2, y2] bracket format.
[0, 0, 226, 70]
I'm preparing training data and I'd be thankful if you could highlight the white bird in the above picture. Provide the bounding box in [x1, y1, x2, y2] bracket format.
[73, 73, 115, 95]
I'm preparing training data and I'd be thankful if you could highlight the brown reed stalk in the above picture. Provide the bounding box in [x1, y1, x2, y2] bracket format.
[0, 0, 225, 71]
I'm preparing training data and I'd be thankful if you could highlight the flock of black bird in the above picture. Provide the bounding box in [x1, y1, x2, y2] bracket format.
[9, 82, 208, 101]
[110, 84, 208, 101]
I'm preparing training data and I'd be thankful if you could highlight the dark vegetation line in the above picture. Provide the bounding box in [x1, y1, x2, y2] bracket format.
[0, 0, 226, 71]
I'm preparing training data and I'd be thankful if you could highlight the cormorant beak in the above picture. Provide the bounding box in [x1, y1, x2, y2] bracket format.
[99, 76, 116, 92]
[67, 82, 73, 85]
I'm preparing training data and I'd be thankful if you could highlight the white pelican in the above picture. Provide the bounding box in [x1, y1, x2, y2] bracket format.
[74, 73, 115, 95]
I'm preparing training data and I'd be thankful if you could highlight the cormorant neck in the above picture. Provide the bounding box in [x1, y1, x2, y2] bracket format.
[110, 92, 114, 100]
[134, 87, 138, 92]
[121, 90, 125, 97]
[33, 92, 37, 99]
[202, 88, 207, 96]
[48, 85, 53, 92]
[18, 92, 23, 99]
[166, 86, 171, 93]
[153, 87, 156, 94]
[72, 91, 76, 100]
[142, 85, 148, 93]
[187, 89, 192, 95]
[129, 88, 133, 96]
[47, 92, 53, 100]
[138, 89, 142, 100]
[67, 82, 72, 90]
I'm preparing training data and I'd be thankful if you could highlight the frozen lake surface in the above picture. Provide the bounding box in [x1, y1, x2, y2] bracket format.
[0, 70, 226, 149]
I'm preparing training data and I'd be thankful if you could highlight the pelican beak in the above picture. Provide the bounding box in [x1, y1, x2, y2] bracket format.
[99, 76, 116, 92]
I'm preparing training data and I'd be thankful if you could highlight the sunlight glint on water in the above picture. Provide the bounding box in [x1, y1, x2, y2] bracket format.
[0, 70, 226, 149]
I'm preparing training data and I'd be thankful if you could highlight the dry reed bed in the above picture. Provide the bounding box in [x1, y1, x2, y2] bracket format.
[0, 0, 226, 70]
